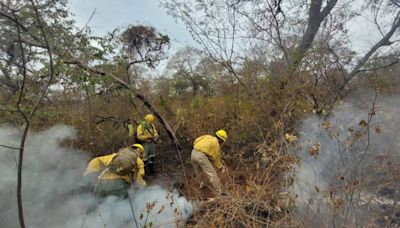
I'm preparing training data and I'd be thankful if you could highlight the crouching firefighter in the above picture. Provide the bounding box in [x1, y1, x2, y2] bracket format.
[84, 144, 146, 198]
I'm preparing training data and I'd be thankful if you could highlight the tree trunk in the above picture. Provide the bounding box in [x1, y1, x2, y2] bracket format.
[288, 0, 338, 74]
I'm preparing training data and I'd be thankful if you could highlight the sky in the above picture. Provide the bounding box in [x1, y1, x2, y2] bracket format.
[68, 0, 197, 75]
[68, 0, 194, 49]
[68, 0, 390, 64]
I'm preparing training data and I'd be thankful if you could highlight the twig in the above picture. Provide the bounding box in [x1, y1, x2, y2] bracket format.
[126, 188, 139, 228]
[0, 144, 21, 150]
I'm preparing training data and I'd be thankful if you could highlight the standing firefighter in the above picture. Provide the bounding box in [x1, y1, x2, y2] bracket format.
[191, 130, 228, 195]
[84, 144, 146, 198]
[136, 114, 159, 174]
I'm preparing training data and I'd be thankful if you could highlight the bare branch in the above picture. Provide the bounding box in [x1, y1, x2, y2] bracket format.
[126, 58, 165, 72]
[13, 8, 29, 228]
[0, 144, 21, 150]
[13, 0, 57, 226]
[28, 0, 54, 119]
[373, 0, 386, 37]
[348, 12, 400, 78]
[326, 13, 400, 113]
[354, 59, 399, 74]
[13, 37, 45, 48]
[391, 0, 400, 8]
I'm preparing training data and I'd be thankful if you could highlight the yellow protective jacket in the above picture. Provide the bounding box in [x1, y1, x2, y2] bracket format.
[84, 153, 146, 185]
[136, 121, 158, 142]
[193, 135, 223, 169]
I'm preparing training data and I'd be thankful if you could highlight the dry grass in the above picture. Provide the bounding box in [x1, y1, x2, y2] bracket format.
[0, 72, 329, 227]
[180, 140, 300, 227]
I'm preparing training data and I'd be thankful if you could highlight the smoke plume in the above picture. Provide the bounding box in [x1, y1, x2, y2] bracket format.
[293, 88, 400, 227]
[0, 125, 192, 227]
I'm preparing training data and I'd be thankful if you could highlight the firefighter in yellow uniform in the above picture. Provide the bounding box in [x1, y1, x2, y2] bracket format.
[136, 114, 159, 173]
[191, 130, 228, 194]
[84, 144, 146, 198]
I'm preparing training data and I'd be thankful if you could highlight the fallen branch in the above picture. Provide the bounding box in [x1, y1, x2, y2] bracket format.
[64, 59, 181, 148]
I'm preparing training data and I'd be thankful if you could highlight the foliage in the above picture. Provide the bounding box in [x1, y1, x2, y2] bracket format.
[121, 25, 170, 68]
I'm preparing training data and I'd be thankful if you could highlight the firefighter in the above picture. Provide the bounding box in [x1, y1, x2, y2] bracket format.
[84, 144, 146, 198]
[191, 130, 228, 195]
[136, 114, 159, 174]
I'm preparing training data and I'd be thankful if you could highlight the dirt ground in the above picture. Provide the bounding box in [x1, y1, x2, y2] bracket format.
[144, 145, 218, 200]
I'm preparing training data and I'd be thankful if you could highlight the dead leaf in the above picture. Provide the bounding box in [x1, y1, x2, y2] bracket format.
[310, 144, 320, 158]
[359, 119, 368, 127]
[245, 184, 254, 193]
[157, 205, 165, 214]
[322, 120, 332, 129]
[334, 198, 344, 209]
[285, 133, 298, 143]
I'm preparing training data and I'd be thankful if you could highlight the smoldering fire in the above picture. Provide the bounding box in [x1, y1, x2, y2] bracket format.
[293, 89, 400, 226]
[0, 125, 193, 228]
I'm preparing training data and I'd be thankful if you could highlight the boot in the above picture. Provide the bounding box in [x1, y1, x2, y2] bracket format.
[148, 162, 155, 174]
[148, 156, 156, 174]
[143, 160, 150, 177]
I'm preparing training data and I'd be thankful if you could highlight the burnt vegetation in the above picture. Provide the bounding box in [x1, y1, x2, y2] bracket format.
[1, 0, 400, 227]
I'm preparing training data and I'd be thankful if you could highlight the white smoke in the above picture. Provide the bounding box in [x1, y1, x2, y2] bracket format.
[292, 89, 400, 226]
[0, 125, 193, 228]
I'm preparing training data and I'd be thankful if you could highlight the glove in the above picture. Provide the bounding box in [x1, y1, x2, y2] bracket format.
[153, 135, 159, 142]
[135, 175, 147, 186]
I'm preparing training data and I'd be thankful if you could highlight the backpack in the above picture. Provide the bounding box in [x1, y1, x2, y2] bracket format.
[109, 147, 138, 176]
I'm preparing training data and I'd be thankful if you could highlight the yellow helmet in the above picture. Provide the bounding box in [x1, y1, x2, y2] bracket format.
[131, 143, 144, 153]
[144, 114, 155, 123]
[215, 129, 228, 142]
